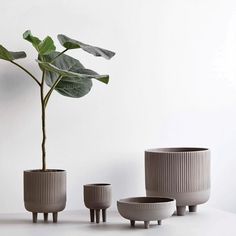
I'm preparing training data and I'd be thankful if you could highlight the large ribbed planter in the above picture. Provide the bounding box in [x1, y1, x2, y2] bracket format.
[24, 169, 66, 223]
[145, 148, 210, 216]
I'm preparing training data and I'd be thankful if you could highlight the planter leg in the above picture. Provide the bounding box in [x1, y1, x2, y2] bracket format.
[32, 212, 37, 223]
[144, 221, 150, 229]
[189, 205, 197, 212]
[95, 209, 100, 224]
[90, 209, 95, 222]
[158, 220, 162, 225]
[53, 212, 58, 223]
[130, 220, 135, 227]
[102, 209, 106, 222]
[44, 213, 48, 222]
[177, 206, 186, 216]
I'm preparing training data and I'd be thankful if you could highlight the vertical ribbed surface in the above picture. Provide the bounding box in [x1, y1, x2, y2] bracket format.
[24, 170, 66, 212]
[84, 184, 112, 209]
[145, 149, 210, 193]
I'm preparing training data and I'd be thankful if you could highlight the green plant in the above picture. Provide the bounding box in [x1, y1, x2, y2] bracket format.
[0, 30, 115, 171]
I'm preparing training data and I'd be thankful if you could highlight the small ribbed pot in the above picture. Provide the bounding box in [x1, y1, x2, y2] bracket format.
[24, 169, 66, 223]
[145, 148, 210, 216]
[84, 183, 112, 223]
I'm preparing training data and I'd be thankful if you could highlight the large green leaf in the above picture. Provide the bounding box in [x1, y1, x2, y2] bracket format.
[23, 30, 56, 55]
[39, 52, 109, 98]
[43, 51, 85, 71]
[57, 34, 115, 59]
[38, 36, 56, 55]
[23, 30, 41, 50]
[38, 59, 109, 84]
[0, 45, 26, 61]
[42, 51, 85, 86]
[52, 76, 93, 98]
[39, 52, 94, 98]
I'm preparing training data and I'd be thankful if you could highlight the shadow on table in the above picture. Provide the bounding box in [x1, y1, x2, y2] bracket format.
[0, 218, 159, 231]
[0, 218, 31, 225]
[0, 218, 88, 225]
[82, 222, 160, 231]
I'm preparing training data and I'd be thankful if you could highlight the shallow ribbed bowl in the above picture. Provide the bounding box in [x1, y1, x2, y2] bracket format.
[145, 147, 210, 215]
[117, 197, 176, 221]
[24, 169, 66, 213]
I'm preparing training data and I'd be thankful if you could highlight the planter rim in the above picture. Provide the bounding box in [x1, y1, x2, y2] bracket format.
[24, 169, 66, 173]
[84, 183, 111, 187]
[145, 147, 209, 153]
[118, 197, 175, 205]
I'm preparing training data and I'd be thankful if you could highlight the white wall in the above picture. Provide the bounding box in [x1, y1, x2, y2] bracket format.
[1, 0, 236, 213]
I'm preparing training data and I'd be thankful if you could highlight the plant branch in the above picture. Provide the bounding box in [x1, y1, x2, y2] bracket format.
[50, 49, 68, 63]
[40, 70, 47, 171]
[44, 75, 63, 107]
[10, 61, 40, 86]
[42, 49, 68, 107]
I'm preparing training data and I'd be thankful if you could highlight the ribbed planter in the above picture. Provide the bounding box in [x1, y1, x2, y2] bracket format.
[84, 183, 112, 223]
[117, 197, 176, 229]
[145, 148, 210, 216]
[24, 169, 66, 223]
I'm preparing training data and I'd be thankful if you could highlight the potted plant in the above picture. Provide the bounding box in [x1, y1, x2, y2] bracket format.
[0, 30, 115, 223]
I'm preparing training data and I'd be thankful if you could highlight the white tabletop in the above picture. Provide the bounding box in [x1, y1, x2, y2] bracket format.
[0, 207, 235, 236]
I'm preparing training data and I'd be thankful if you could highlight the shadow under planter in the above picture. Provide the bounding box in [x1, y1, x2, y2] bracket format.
[24, 169, 66, 223]
[145, 147, 210, 216]
[84, 183, 112, 223]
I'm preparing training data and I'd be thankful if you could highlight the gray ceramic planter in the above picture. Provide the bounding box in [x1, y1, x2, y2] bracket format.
[145, 147, 210, 216]
[117, 197, 176, 229]
[84, 183, 112, 223]
[24, 169, 66, 223]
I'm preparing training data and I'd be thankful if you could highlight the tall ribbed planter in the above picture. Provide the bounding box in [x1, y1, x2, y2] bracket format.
[145, 148, 210, 216]
[24, 169, 66, 223]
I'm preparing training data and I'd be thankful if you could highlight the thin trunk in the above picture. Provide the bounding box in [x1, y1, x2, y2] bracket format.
[41, 71, 46, 171]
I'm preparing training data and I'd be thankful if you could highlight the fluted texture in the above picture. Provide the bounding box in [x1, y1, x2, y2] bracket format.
[118, 197, 175, 210]
[84, 184, 112, 209]
[145, 148, 210, 206]
[117, 197, 176, 221]
[24, 170, 66, 213]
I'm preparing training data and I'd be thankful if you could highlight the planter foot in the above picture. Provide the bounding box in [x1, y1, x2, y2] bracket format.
[90, 209, 94, 222]
[102, 209, 106, 222]
[158, 220, 162, 225]
[189, 205, 197, 212]
[144, 221, 150, 229]
[44, 213, 48, 222]
[177, 206, 186, 216]
[95, 209, 100, 224]
[130, 220, 135, 227]
[32, 213, 38, 223]
[53, 212, 58, 223]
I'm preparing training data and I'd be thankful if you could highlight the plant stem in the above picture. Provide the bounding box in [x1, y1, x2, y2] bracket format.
[40, 70, 46, 171]
[10, 61, 40, 86]
[44, 75, 62, 107]
[41, 49, 68, 107]
[39, 49, 68, 170]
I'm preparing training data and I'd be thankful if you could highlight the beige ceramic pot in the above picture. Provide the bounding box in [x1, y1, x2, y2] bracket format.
[145, 148, 210, 216]
[117, 197, 176, 229]
[24, 169, 66, 223]
[84, 183, 112, 223]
